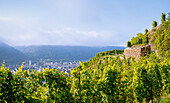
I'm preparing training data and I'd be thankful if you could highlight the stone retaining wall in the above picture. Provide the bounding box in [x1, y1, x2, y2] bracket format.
[124, 45, 151, 59]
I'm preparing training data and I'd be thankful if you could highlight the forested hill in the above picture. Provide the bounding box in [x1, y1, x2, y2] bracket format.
[15, 46, 125, 62]
[0, 42, 27, 65]
[0, 41, 125, 64]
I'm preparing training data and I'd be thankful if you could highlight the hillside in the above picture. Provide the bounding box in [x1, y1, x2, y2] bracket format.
[0, 42, 28, 65]
[15, 46, 125, 62]
[69, 14, 170, 102]
[0, 14, 169, 103]
[151, 20, 170, 56]
[125, 14, 170, 59]
[1, 49, 169, 102]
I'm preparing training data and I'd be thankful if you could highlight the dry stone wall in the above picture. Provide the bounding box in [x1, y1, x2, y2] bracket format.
[124, 45, 151, 59]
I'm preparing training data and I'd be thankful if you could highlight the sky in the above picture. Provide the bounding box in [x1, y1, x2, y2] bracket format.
[0, 0, 170, 46]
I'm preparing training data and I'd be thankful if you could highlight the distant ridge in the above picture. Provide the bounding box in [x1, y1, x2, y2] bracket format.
[15, 45, 125, 62]
[0, 42, 27, 65]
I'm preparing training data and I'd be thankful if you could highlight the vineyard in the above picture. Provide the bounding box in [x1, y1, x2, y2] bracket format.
[0, 14, 170, 103]
[0, 52, 169, 103]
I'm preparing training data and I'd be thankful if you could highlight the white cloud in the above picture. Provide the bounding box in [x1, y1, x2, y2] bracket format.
[0, 17, 10, 21]
[0, 22, 122, 46]
[0, 15, 124, 46]
[33, 27, 121, 46]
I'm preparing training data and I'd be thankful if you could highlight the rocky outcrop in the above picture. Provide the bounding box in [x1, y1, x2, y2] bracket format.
[124, 45, 151, 59]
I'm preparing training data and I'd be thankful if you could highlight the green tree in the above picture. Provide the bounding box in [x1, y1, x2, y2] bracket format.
[139, 38, 142, 44]
[152, 21, 158, 28]
[127, 41, 132, 47]
[145, 34, 149, 44]
[145, 29, 149, 34]
[161, 13, 166, 23]
[167, 13, 170, 21]
[137, 38, 143, 44]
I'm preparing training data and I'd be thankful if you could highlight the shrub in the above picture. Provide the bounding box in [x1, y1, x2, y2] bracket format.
[161, 13, 166, 23]
[145, 34, 149, 44]
[139, 38, 143, 44]
[152, 21, 158, 28]
[145, 29, 149, 34]
[127, 41, 132, 47]
[167, 13, 170, 21]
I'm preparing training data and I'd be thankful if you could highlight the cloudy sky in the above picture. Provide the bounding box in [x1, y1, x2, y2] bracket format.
[0, 0, 169, 46]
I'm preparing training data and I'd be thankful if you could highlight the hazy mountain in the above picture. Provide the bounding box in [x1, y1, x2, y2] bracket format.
[0, 41, 125, 65]
[15, 45, 125, 62]
[0, 42, 28, 65]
